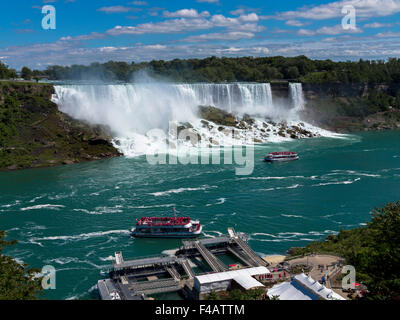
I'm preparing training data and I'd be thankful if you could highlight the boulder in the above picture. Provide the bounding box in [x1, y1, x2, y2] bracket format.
[198, 106, 236, 127]
[88, 136, 110, 145]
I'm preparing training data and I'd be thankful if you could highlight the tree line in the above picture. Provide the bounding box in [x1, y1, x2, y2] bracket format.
[288, 201, 400, 300]
[2, 55, 400, 84]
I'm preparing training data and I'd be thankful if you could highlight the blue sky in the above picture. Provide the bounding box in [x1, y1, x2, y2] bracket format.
[1, 0, 400, 69]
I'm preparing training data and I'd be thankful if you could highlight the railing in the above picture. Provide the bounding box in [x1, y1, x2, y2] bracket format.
[166, 266, 181, 281]
[227, 246, 253, 267]
[233, 237, 267, 267]
[194, 241, 227, 272]
[131, 278, 178, 293]
[285, 252, 346, 262]
[181, 260, 195, 279]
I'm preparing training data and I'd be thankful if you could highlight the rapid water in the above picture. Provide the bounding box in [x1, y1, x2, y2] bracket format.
[1, 131, 399, 299]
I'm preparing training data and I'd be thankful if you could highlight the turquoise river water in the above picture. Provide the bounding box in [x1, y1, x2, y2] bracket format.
[0, 130, 399, 299]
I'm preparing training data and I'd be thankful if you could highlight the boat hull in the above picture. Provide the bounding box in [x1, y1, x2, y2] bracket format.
[131, 226, 203, 239]
[132, 233, 201, 239]
[264, 157, 299, 162]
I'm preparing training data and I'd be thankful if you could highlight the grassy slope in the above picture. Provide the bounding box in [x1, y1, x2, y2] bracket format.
[0, 82, 121, 171]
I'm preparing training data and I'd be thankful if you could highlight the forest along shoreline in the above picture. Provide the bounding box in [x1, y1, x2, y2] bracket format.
[0, 81, 121, 171]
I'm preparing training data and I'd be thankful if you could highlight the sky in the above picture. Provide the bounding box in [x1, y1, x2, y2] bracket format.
[1, 0, 400, 69]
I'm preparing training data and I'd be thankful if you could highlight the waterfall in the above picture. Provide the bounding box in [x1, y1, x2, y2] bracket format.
[52, 83, 279, 136]
[52, 81, 314, 156]
[289, 83, 305, 112]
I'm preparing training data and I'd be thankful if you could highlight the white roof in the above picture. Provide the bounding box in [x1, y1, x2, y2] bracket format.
[233, 274, 264, 290]
[195, 266, 270, 285]
[267, 281, 312, 300]
[267, 273, 346, 301]
[295, 273, 345, 300]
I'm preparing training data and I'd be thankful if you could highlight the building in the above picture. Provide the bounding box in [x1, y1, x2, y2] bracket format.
[267, 273, 346, 300]
[194, 266, 270, 299]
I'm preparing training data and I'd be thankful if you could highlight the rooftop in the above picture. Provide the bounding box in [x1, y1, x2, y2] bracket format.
[267, 273, 346, 301]
[195, 266, 270, 285]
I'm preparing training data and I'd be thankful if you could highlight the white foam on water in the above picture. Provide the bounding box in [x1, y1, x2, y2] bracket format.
[20, 204, 65, 211]
[29, 195, 47, 203]
[99, 256, 116, 262]
[45, 257, 81, 265]
[1, 200, 21, 208]
[31, 229, 131, 242]
[150, 185, 217, 197]
[73, 206, 123, 215]
[260, 184, 303, 192]
[239, 175, 306, 181]
[313, 177, 361, 187]
[281, 214, 304, 218]
[250, 229, 339, 243]
[327, 170, 381, 178]
[48, 190, 76, 200]
[205, 197, 226, 207]
[127, 204, 176, 209]
[203, 230, 223, 238]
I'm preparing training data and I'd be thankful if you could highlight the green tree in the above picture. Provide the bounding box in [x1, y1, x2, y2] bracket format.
[286, 66, 300, 79]
[0, 231, 43, 300]
[206, 290, 219, 300]
[21, 67, 33, 80]
[0, 61, 17, 79]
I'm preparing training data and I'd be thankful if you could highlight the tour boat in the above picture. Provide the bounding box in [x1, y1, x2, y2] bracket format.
[264, 151, 299, 162]
[131, 216, 203, 238]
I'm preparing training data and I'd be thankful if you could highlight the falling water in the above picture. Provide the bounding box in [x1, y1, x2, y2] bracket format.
[289, 83, 306, 113]
[52, 82, 318, 156]
[52, 83, 279, 136]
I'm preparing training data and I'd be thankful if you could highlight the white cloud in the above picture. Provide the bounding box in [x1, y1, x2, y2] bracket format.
[231, 9, 245, 16]
[298, 24, 363, 36]
[285, 20, 307, 27]
[130, 1, 148, 5]
[196, 0, 219, 3]
[97, 6, 134, 14]
[106, 18, 213, 36]
[375, 31, 400, 37]
[5, 36, 400, 70]
[142, 44, 167, 49]
[298, 29, 317, 36]
[102, 13, 262, 37]
[317, 25, 363, 35]
[364, 22, 393, 28]
[183, 31, 255, 42]
[275, 0, 400, 20]
[163, 9, 210, 18]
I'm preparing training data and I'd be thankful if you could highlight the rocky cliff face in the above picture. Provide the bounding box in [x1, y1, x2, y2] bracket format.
[300, 82, 400, 133]
[0, 82, 121, 171]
